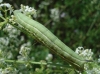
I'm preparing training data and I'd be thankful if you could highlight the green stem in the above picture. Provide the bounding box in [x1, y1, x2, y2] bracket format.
[5, 60, 47, 65]
[0, 16, 5, 20]
[0, 19, 8, 29]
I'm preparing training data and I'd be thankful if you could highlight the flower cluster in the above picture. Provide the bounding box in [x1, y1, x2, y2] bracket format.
[75, 47, 100, 74]
[0, 3, 13, 14]
[50, 8, 60, 22]
[0, 3, 11, 9]
[17, 42, 32, 61]
[75, 46, 93, 60]
[85, 67, 100, 74]
[20, 4, 36, 17]
[0, 66, 18, 74]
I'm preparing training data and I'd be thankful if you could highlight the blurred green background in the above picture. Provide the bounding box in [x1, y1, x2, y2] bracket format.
[2, 0, 100, 61]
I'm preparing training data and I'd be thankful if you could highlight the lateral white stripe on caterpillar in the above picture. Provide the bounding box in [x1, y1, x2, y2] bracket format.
[14, 10, 86, 71]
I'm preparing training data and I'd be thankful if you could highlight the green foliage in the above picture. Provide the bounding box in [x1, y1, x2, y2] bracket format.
[0, 0, 100, 73]
[3, 0, 100, 51]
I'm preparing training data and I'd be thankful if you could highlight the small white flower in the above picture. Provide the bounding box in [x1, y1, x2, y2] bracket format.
[77, 46, 84, 50]
[75, 48, 80, 54]
[0, 37, 9, 46]
[75, 46, 84, 54]
[0, 0, 3, 3]
[80, 49, 88, 56]
[7, 52, 13, 59]
[60, 12, 66, 18]
[50, 8, 60, 22]
[45, 53, 53, 61]
[9, 15, 16, 24]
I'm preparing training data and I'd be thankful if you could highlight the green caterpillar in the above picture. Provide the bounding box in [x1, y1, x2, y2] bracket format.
[14, 10, 86, 71]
